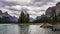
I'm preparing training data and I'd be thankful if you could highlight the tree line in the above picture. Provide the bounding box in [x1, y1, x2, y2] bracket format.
[18, 10, 60, 24]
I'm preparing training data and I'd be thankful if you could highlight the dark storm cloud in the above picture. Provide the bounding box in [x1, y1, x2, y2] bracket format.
[13, 13, 19, 16]
[30, 0, 56, 7]
[8, 8, 20, 11]
[32, 0, 54, 3]
[21, 7, 29, 11]
[32, 9, 45, 13]
[0, 0, 21, 12]
[0, 0, 59, 18]
[0, 0, 19, 7]
[0, 0, 58, 9]
[0, 0, 30, 11]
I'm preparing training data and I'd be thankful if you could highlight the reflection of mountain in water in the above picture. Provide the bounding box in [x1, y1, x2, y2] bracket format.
[0, 10, 18, 23]
[0, 24, 20, 34]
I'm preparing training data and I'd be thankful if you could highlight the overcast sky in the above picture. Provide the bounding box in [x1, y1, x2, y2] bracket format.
[0, 0, 60, 18]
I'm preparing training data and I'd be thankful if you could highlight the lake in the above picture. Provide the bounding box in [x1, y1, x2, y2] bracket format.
[0, 24, 60, 34]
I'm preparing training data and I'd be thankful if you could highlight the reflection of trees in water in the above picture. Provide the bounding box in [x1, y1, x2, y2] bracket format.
[19, 25, 29, 34]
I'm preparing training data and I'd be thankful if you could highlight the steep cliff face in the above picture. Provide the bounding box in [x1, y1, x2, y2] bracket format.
[0, 10, 18, 23]
[45, 7, 53, 17]
[56, 2, 60, 16]
[10, 16, 18, 23]
[45, 6, 56, 17]
[45, 2, 60, 17]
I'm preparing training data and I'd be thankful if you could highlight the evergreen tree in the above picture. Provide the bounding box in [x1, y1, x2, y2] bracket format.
[18, 11, 25, 23]
[18, 10, 29, 23]
[26, 13, 29, 23]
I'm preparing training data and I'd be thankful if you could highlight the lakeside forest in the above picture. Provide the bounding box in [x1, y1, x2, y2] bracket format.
[0, 2, 60, 24]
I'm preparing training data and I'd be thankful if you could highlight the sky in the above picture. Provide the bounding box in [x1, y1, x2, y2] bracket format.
[0, 0, 60, 18]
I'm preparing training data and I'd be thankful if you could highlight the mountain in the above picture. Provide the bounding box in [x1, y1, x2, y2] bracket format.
[0, 10, 18, 23]
[36, 16, 42, 20]
[56, 2, 60, 16]
[10, 16, 18, 23]
[29, 18, 34, 22]
[45, 6, 56, 17]
[35, 15, 47, 21]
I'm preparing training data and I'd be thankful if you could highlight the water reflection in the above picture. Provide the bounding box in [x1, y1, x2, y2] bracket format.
[0, 24, 60, 34]
[29, 25, 52, 34]
[19, 25, 29, 34]
[0, 24, 20, 34]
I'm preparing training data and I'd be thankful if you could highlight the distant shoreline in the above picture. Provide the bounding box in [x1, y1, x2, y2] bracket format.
[0, 23, 60, 25]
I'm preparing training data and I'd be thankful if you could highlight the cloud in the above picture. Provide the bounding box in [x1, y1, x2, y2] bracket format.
[4, 5, 22, 11]
[0, 0, 19, 7]
[0, 0, 60, 18]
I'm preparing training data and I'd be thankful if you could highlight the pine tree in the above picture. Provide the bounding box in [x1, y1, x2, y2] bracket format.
[26, 13, 29, 23]
[18, 10, 29, 23]
[18, 11, 25, 23]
